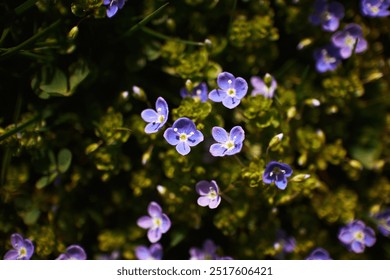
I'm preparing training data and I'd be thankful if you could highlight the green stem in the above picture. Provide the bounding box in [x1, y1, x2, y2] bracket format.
[14, 0, 39, 15]
[141, 27, 204, 46]
[0, 28, 11, 46]
[0, 19, 61, 61]
[117, 2, 170, 41]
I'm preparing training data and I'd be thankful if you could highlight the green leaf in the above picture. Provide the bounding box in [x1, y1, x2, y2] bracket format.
[35, 173, 57, 189]
[38, 68, 69, 96]
[57, 149, 72, 173]
[23, 208, 41, 225]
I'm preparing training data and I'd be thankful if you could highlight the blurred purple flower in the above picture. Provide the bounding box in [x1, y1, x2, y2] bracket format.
[163, 117, 204, 156]
[180, 82, 208, 102]
[262, 161, 293, 190]
[209, 72, 248, 109]
[250, 73, 277, 98]
[141, 97, 169, 134]
[195, 180, 221, 209]
[56, 245, 87, 260]
[309, 0, 345, 32]
[137, 201, 171, 243]
[274, 230, 296, 254]
[104, 0, 126, 18]
[306, 248, 332, 260]
[361, 0, 390, 17]
[189, 239, 232, 260]
[338, 220, 376, 253]
[331, 23, 368, 59]
[209, 126, 245, 157]
[373, 209, 390, 237]
[135, 243, 163, 260]
[3, 233, 34, 260]
[313, 44, 342, 73]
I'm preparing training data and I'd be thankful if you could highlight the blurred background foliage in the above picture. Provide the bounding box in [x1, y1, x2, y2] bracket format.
[0, 0, 389, 259]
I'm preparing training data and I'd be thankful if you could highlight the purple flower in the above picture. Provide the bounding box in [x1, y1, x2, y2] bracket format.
[274, 230, 296, 254]
[135, 243, 163, 260]
[103, 0, 126, 18]
[56, 245, 87, 260]
[306, 248, 332, 260]
[180, 82, 208, 102]
[309, 0, 345, 32]
[262, 161, 293, 190]
[163, 117, 204, 156]
[137, 201, 171, 243]
[373, 209, 390, 237]
[361, 0, 390, 17]
[141, 97, 169, 134]
[3, 233, 34, 260]
[208, 72, 248, 109]
[313, 44, 342, 73]
[195, 180, 221, 209]
[209, 126, 245, 157]
[189, 239, 218, 260]
[331, 23, 368, 59]
[250, 73, 277, 98]
[338, 220, 376, 253]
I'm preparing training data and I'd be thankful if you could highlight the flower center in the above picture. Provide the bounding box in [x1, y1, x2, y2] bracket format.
[18, 247, 27, 259]
[196, 89, 202, 96]
[269, 167, 285, 177]
[153, 217, 162, 228]
[224, 140, 235, 150]
[174, 128, 194, 142]
[207, 188, 218, 200]
[321, 49, 336, 64]
[345, 35, 357, 48]
[227, 88, 236, 97]
[157, 114, 165, 123]
[321, 11, 332, 21]
[354, 230, 365, 241]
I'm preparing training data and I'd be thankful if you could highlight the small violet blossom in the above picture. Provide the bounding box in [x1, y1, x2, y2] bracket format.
[209, 72, 248, 109]
[180, 82, 208, 102]
[331, 23, 368, 59]
[373, 209, 390, 237]
[338, 220, 376, 253]
[103, 0, 126, 18]
[141, 97, 168, 134]
[250, 73, 277, 98]
[274, 230, 296, 255]
[306, 248, 332, 260]
[361, 0, 390, 17]
[195, 180, 221, 209]
[313, 44, 342, 73]
[137, 201, 171, 243]
[163, 117, 204, 156]
[309, 0, 345, 32]
[57, 245, 87, 260]
[209, 126, 245, 157]
[3, 233, 34, 260]
[262, 161, 293, 190]
[190, 239, 231, 260]
[135, 243, 163, 260]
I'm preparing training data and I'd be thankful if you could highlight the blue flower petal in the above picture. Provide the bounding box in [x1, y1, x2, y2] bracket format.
[135, 246, 151, 260]
[196, 180, 213, 195]
[338, 229, 353, 243]
[217, 72, 236, 90]
[64, 245, 86, 260]
[24, 239, 34, 260]
[233, 77, 248, 98]
[137, 216, 153, 229]
[148, 201, 162, 217]
[11, 233, 24, 249]
[155, 97, 169, 121]
[222, 96, 240, 109]
[148, 228, 162, 243]
[172, 117, 196, 134]
[363, 228, 376, 246]
[161, 214, 171, 233]
[141, 109, 158, 122]
[163, 128, 180, 146]
[187, 130, 204, 147]
[275, 173, 288, 190]
[209, 89, 227, 102]
[197, 196, 211, 207]
[208, 196, 221, 209]
[4, 249, 19, 260]
[230, 126, 245, 143]
[209, 143, 227, 157]
[150, 243, 163, 260]
[176, 141, 191, 155]
[212, 127, 229, 143]
[225, 142, 242, 155]
[350, 241, 364, 253]
[144, 122, 161, 134]
[106, 5, 118, 18]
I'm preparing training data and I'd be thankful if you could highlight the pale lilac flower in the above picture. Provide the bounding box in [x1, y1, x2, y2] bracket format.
[331, 23, 368, 59]
[56, 245, 87, 260]
[374, 209, 390, 237]
[189, 239, 218, 260]
[208, 72, 248, 109]
[250, 73, 277, 98]
[137, 201, 171, 243]
[262, 161, 293, 190]
[104, 0, 126, 18]
[195, 180, 221, 209]
[309, 0, 345, 32]
[135, 243, 163, 260]
[274, 230, 296, 254]
[209, 126, 245, 157]
[313, 44, 342, 73]
[141, 97, 169, 134]
[3, 233, 34, 260]
[338, 220, 376, 253]
[306, 248, 332, 260]
[163, 117, 204, 156]
[361, 0, 390, 17]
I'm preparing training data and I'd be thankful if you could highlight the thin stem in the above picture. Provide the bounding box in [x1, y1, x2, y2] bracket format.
[14, 0, 39, 15]
[233, 154, 245, 168]
[0, 19, 61, 61]
[141, 27, 204, 46]
[0, 28, 11, 46]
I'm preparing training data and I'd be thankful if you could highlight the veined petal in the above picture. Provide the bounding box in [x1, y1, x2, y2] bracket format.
[225, 142, 242, 155]
[338, 229, 353, 243]
[230, 126, 245, 143]
[196, 181, 213, 195]
[350, 241, 364, 253]
[148, 202, 162, 217]
[145, 122, 161, 134]
[155, 97, 169, 120]
[163, 128, 180, 145]
[234, 77, 248, 98]
[363, 227, 376, 247]
[275, 173, 288, 190]
[160, 214, 171, 233]
[187, 130, 204, 147]
[150, 243, 163, 260]
[217, 72, 236, 90]
[212, 127, 229, 143]
[4, 250, 19, 260]
[137, 216, 153, 229]
[10, 233, 24, 249]
[209, 143, 227, 157]
[147, 228, 162, 243]
[176, 141, 191, 155]
[23, 239, 34, 260]
[172, 117, 196, 134]
[197, 196, 211, 207]
[222, 96, 240, 109]
[106, 5, 118, 18]
[208, 196, 221, 209]
[209, 89, 227, 102]
[141, 109, 158, 122]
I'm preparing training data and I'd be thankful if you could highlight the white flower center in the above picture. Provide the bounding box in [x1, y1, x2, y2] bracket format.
[207, 187, 218, 200]
[353, 230, 365, 242]
[18, 247, 27, 259]
[345, 35, 357, 48]
[152, 217, 162, 229]
[322, 49, 336, 63]
[227, 88, 236, 97]
[174, 128, 194, 142]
